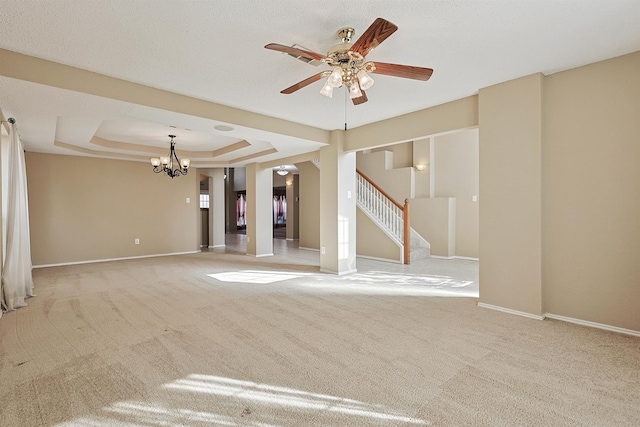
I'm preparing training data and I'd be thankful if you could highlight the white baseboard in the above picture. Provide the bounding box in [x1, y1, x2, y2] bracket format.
[356, 254, 402, 264]
[477, 303, 640, 337]
[545, 313, 640, 337]
[248, 253, 274, 258]
[33, 251, 200, 269]
[477, 302, 545, 320]
[208, 244, 225, 248]
[319, 268, 358, 276]
[298, 247, 320, 252]
[285, 238, 299, 241]
[431, 255, 480, 261]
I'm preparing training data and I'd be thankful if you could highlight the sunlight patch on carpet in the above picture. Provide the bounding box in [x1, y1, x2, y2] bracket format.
[55, 374, 430, 426]
[163, 374, 429, 425]
[299, 271, 478, 297]
[208, 270, 313, 284]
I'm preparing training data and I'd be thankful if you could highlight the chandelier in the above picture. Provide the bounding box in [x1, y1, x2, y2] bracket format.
[276, 166, 289, 176]
[319, 28, 375, 100]
[150, 135, 191, 178]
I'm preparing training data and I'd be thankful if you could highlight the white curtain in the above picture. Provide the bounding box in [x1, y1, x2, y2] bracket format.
[1, 121, 34, 314]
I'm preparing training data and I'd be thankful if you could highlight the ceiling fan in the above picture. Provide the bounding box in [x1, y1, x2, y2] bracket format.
[265, 18, 433, 105]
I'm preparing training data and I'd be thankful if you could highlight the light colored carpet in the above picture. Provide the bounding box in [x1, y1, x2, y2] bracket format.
[1, 242, 639, 426]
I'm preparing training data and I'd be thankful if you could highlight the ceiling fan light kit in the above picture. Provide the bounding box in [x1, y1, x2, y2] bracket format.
[265, 18, 433, 105]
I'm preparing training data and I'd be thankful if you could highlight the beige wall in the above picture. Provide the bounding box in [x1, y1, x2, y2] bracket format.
[345, 96, 478, 151]
[356, 209, 402, 262]
[296, 161, 319, 250]
[413, 138, 430, 198]
[285, 174, 299, 240]
[26, 152, 199, 266]
[233, 167, 246, 191]
[372, 141, 413, 169]
[542, 52, 640, 330]
[433, 129, 479, 258]
[478, 73, 544, 317]
[272, 170, 287, 187]
[410, 198, 456, 257]
[356, 150, 414, 203]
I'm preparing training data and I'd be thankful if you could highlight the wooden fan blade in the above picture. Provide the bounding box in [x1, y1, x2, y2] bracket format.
[351, 90, 368, 105]
[265, 43, 326, 62]
[281, 72, 328, 94]
[370, 62, 434, 81]
[351, 18, 398, 57]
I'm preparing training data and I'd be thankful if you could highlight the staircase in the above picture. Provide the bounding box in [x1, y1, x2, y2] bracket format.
[356, 169, 430, 264]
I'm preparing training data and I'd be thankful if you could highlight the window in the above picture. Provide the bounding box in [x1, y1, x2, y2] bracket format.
[200, 194, 209, 209]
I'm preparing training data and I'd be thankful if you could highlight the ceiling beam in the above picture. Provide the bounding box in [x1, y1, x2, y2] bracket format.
[0, 48, 331, 146]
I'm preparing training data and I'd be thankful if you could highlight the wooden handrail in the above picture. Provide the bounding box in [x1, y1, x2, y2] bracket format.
[356, 168, 411, 264]
[356, 169, 403, 210]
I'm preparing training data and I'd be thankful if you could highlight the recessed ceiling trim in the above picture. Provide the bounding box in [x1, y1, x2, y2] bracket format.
[260, 150, 320, 169]
[54, 141, 151, 162]
[90, 136, 252, 158]
[90, 136, 169, 155]
[210, 140, 251, 157]
[229, 148, 278, 164]
[56, 141, 253, 168]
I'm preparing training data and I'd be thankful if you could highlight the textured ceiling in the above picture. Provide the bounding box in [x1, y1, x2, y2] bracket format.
[0, 0, 639, 166]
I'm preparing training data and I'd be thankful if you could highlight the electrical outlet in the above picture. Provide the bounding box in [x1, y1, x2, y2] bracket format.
[472, 195, 478, 202]
[135, 238, 140, 245]
[186, 197, 191, 204]
[321, 246, 326, 254]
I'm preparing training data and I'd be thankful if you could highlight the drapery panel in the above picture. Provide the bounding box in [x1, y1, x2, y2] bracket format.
[1, 121, 34, 313]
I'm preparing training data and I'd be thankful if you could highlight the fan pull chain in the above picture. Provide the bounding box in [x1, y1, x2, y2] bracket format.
[344, 88, 348, 131]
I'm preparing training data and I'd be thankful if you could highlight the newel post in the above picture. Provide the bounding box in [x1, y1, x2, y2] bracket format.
[403, 198, 410, 264]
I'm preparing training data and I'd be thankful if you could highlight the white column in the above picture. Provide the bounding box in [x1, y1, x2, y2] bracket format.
[320, 130, 357, 274]
[209, 169, 226, 248]
[246, 163, 273, 257]
[285, 173, 299, 240]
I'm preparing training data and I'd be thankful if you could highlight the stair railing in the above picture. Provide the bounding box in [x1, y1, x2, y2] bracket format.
[356, 169, 410, 264]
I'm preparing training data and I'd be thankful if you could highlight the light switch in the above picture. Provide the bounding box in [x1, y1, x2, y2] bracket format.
[186, 197, 191, 203]
[472, 195, 478, 202]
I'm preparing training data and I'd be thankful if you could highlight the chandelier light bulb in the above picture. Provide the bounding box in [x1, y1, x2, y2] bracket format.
[328, 66, 343, 88]
[160, 156, 170, 166]
[349, 83, 363, 99]
[181, 158, 191, 168]
[357, 69, 374, 90]
[150, 158, 160, 167]
[320, 79, 334, 98]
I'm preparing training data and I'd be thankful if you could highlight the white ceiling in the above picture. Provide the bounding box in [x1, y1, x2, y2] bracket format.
[0, 0, 639, 167]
